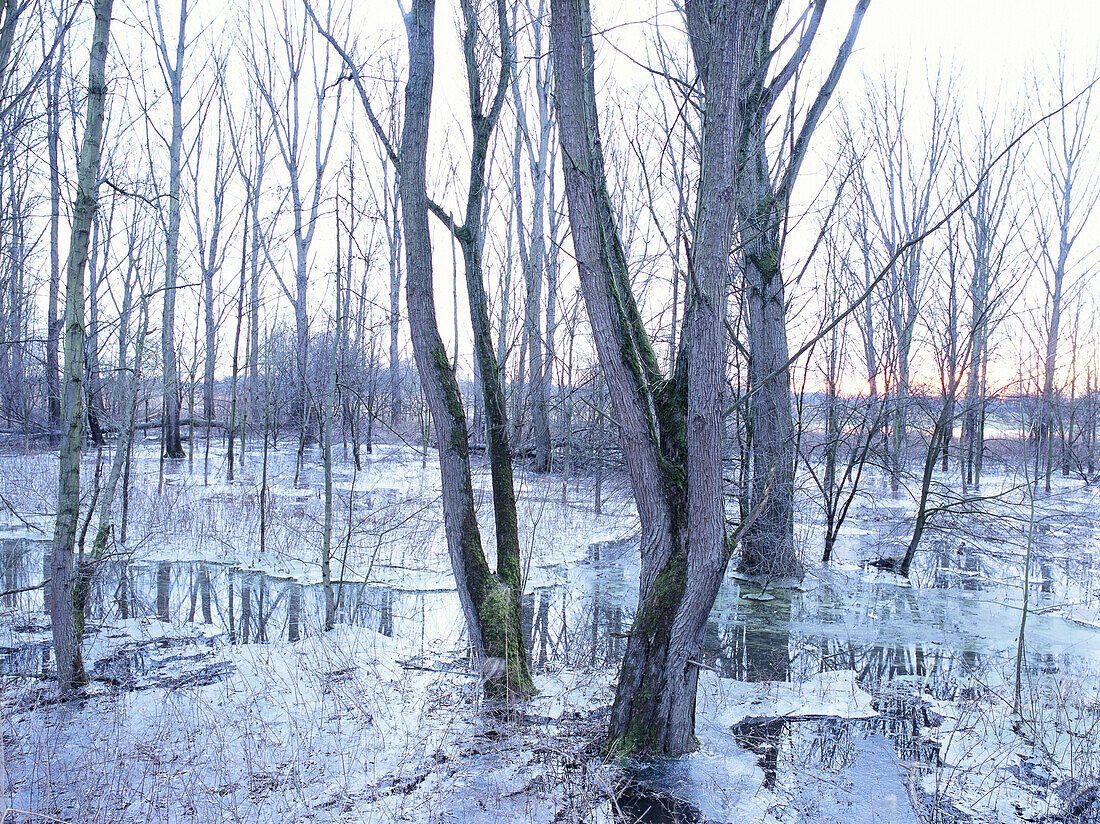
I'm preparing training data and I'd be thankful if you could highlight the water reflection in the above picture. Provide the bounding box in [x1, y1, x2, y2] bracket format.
[3, 536, 1098, 693]
[729, 596, 793, 789]
[4, 533, 1100, 821]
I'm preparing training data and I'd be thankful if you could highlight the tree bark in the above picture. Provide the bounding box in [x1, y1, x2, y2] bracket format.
[154, 0, 187, 458]
[552, 0, 742, 755]
[51, 0, 114, 693]
[46, 48, 64, 437]
[400, 0, 533, 700]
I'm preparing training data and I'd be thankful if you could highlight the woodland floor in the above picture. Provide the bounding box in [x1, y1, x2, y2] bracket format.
[1, 439, 1100, 823]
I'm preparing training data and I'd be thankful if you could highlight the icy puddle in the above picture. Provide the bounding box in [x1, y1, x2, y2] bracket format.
[3, 522, 1100, 823]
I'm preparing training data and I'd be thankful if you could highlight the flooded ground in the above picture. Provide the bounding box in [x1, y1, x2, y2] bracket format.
[1, 444, 1099, 823]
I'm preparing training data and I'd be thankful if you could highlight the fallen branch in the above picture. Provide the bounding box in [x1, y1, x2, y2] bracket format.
[0, 494, 46, 534]
[0, 578, 49, 598]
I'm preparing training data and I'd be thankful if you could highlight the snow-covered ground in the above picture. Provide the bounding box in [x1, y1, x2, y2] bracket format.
[2, 442, 1100, 823]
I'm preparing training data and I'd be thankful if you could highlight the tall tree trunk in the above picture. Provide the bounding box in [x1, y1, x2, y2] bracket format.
[203, 269, 216, 424]
[384, 160, 403, 423]
[1040, 238, 1068, 494]
[552, 0, 739, 755]
[1034, 72, 1095, 492]
[400, 0, 533, 700]
[511, 26, 553, 473]
[321, 251, 339, 632]
[228, 205, 248, 480]
[247, 133, 266, 448]
[91, 290, 150, 560]
[7, 175, 27, 431]
[84, 213, 103, 445]
[158, 0, 187, 458]
[552, 0, 866, 754]
[51, 0, 114, 693]
[117, 239, 136, 422]
[739, 196, 798, 576]
[294, 247, 310, 467]
[46, 48, 64, 438]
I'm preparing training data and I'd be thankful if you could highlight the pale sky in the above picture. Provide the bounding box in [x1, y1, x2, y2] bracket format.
[49, 0, 1100, 392]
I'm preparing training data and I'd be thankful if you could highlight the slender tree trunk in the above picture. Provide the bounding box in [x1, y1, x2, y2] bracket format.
[400, 0, 533, 699]
[120, 435, 132, 544]
[260, 326, 272, 555]
[247, 141, 265, 448]
[46, 49, 64, 438]
[51, 0, 114, 692]
[821, 333, 839, 560]
[1041, 252, 1067, 494]
[90, 292, 150, 561]
[511, 39, 553, 472]
[321, 266, 338, 631]
[85, 215, 103, 446]
[159, 0, 187, 458]
[228, 205, 248, 480]
[117, 244, 136, 421]
[898, 402, 953, 576]
[295, 256, 310, 468]
[545, 157, 561, 463]
[203, 272, 215, 425]
[941, 231, 959, 474]
[385, 161, 403, 424]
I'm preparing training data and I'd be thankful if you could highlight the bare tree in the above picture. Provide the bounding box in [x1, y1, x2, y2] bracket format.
[252, 0, 342, 482]
[1029, 61, 1098, 493]
[51, 0, 114, 692]
[803, 225, 883, 562]
[150, 0, 191, 458]
[320, 203, 340, 631]
[552, 0, 866, 755]
[395, 0, 534, 699]
[510, 0, 554, 472]
[245, 105, 270, 447]
[959, 107, 1021, 489]
[358, 68, 403, 425]
[188, 60, 234, 435]
[224, 85, 264, 476]
[848, 71, 956, 495]
[45, 40, 65, 437]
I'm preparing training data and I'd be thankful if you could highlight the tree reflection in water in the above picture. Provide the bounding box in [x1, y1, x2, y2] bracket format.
[730, 595, 793, 789]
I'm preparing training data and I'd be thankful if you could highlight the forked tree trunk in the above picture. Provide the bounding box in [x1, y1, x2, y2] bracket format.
[400, 0, 533, 700]
[552, 0, 741, 755]
[552, 0, 866, 754]
[51, 0, 114, 693]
